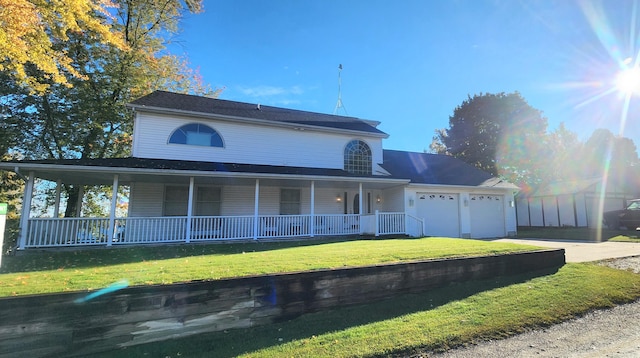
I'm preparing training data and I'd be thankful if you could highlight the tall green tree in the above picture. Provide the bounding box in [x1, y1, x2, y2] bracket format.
[431, 92, 549, 185]
[0, 0, 219, 217]
[543, 122, 581, 183]
[580, 129, 639, 181]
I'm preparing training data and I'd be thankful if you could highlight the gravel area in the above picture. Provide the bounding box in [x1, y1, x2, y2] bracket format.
[424, 256, 640, 358]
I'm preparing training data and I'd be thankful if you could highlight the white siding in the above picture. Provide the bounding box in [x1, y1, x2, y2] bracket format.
[382, 186, 405, 212]
[129, 182, 357, 217]
[132, 112, 384, 170]
[129, 182, 164, 217]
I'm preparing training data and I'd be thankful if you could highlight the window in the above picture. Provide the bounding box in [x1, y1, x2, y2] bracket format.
[195, 187, 221, 216]
[163, 186, 221, 216]
[280, 189, 301, 215]
[344, 140, 372, 175]
[164, 186, 189, 216]
[169, 123, 224, 147]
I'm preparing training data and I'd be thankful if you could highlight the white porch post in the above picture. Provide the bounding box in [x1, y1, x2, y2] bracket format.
[18, 172, 35, 250]
[185, 177, 194, 243]
[310, 181, 315, 237]
[107, 175, 119, 247]
[375, 210, 380, 237]
[253, 179, 260, 240]
[75, 186, 84, 217]
[358, 182, 363, 234]
[53, 179, 61, 218]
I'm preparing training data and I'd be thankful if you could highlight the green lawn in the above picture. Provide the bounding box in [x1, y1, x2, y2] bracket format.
[95, 262, 640, 358]
[517, 226, 637, 241]
[0, 237, 540, 297]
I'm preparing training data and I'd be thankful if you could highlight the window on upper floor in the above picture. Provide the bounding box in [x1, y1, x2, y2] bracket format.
[169, 123, 224, 147]
[344, 139, 372, 175]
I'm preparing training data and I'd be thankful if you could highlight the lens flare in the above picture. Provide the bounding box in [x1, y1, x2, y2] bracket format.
[615, 67, 640, 95]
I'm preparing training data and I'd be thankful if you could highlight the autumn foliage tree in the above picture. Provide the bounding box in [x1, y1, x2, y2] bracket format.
[0, 0, 218, 216]
[0, 0, 125, 93]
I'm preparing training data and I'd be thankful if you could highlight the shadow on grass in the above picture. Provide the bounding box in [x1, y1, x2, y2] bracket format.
[0, 236, 403, 273]
[93, 267, 560, 358]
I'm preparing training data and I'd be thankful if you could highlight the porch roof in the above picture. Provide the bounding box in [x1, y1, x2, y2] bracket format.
[0, 157, 409, 189]
[129, 91, 388, 137]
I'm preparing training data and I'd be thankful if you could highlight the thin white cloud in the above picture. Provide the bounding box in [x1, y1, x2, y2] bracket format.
[237, 85, 305, 98]
[238, 85, 286, 97]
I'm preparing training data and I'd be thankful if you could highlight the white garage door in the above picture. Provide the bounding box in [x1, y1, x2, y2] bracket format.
[417, 193, 460, 237]
[470, 194, 505, 238]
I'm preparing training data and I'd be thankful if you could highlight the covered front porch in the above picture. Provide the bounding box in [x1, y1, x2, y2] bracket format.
[11, 160, 424, 249]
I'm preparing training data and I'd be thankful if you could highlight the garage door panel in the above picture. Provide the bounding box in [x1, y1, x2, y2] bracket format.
[417, 193, 460, 237]
[470, 194, 505, 238]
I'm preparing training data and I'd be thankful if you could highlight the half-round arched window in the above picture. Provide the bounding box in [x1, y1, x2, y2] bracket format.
[169, 123, 224, 147]
[344, 140, 372, 175]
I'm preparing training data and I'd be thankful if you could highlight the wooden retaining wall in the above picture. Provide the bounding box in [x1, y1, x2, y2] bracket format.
[0, 249, 564, 357]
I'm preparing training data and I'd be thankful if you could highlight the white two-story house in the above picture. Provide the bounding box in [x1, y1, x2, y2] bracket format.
[1, 91, 518, 249]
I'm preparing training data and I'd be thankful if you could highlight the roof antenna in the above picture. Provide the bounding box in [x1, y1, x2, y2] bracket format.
[333, 64, 348, 115]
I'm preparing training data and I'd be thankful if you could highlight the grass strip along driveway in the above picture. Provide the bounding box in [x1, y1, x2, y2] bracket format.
[0, 237, 539, 297]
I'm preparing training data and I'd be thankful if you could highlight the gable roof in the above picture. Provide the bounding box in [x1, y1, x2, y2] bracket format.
[381, 150, 518, 189]
[128, 91, 387, 137]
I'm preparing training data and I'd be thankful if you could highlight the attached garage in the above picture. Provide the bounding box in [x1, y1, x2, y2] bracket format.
[382, 150, 519, 239]
[469, 194, 505, 238]
[417, 192, 460, 237]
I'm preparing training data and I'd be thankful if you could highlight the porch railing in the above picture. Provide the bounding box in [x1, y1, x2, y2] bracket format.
[22, 212, 420, 248]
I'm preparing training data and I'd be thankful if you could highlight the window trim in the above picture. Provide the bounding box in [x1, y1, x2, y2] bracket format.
[344, 139, 372, 175]
[168, 123, 224, 148]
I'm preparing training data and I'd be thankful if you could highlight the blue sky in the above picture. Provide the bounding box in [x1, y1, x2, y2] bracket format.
[169, 0, 640, 153]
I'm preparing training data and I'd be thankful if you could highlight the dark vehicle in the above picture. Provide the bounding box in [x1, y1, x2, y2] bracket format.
[603, 199, 640, 230]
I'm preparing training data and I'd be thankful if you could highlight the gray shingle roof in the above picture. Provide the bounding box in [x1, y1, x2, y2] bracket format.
[129, 91, 387, 136]
[3, 157, 386, 179]
[382, 150, 518, 188]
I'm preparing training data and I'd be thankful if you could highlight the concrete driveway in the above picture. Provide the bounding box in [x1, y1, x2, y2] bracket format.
[496, 238, 640, 262]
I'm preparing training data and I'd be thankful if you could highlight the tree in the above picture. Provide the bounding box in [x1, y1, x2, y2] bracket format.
[0, 0, 126, 93]
[432, 92, 549, 185]
[543, 122, 581, 183]
[1, 0, 218, 217]
[580, 129, 639, 181]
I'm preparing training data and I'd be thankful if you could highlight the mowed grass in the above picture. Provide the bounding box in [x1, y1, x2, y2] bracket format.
[0, 237, 540, 297]
[97, 263, 640, 358]
[517, 226, 635, 241]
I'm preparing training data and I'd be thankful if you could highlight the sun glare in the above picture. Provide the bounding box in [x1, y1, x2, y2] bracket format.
[616, 67, 640, 96]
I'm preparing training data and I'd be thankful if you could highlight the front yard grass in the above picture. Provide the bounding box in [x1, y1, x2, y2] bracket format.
[0, 237, 540, 297]
[96, 262, 640, 358]
[517, 226, 636, 241]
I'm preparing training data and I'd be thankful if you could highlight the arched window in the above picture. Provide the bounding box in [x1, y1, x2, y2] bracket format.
[344, 140, 372, 175]
[169, 123, 224, 147]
